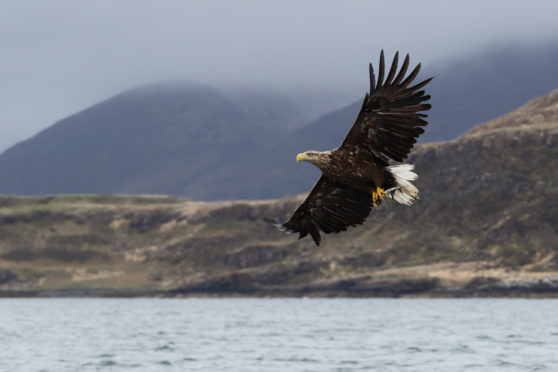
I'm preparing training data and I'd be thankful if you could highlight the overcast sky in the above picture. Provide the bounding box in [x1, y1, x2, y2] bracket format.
[2, 0, 558, 153]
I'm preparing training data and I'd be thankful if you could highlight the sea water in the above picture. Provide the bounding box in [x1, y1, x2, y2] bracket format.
[0, 298, 557, 371]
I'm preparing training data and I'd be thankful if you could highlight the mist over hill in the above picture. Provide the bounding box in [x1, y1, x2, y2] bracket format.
[293, 43, 558, 145]
[424, 43, 558, 141]
[1, 43, 558, 200]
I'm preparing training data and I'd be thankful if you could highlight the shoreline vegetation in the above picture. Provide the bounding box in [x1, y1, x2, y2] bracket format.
[0, 193, 557, 299]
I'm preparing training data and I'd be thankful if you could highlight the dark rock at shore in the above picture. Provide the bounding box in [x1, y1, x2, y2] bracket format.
[0, 269, 17, 284]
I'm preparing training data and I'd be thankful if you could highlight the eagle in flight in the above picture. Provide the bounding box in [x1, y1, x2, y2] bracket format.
[277, 50, 433, 245]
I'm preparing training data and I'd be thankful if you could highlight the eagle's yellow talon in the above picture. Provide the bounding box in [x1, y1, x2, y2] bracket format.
[372, 190, 378, 207]
[372, 187, 386, 208]
[377, 187, 386, 201]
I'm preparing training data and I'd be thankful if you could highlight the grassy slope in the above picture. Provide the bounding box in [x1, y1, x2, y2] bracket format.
[1, 91, 557, 296]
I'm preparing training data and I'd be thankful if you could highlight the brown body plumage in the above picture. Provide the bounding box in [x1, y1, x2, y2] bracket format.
[277, 51, 433, 245]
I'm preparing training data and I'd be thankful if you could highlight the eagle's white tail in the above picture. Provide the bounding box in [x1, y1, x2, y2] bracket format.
[387, 164, 419, 205]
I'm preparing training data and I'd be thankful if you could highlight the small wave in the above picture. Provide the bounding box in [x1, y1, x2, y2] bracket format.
[476, 334, 492, 340]
[99, 360, 118, 367]
[495, 359, 516, 367]
[273, 357, 321, 363]
[529, 364, 549, 371]
[155, 344, 174, 351]
[406, 346, 422, 352]
[451, 343, 474, 353]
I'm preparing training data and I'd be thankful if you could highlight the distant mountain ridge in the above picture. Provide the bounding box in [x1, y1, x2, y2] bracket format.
[0, 82, 292, 197]
[1, 43, 558, 200]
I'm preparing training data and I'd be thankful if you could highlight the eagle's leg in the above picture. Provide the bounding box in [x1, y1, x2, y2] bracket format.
[377, 187, 386, 200]
[372, 187, 386, 207]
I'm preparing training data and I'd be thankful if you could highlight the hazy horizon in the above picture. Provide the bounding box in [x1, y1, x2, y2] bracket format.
[2, 1, 558, 153]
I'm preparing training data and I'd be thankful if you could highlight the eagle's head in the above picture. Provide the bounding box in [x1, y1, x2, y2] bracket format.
[296, 150, 331, 168]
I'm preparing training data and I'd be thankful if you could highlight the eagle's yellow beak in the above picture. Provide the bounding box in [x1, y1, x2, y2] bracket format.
[296, 153, 307, 162]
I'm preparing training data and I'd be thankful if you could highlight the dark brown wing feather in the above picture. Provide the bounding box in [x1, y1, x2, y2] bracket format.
[277, 176, 372, 245]
[340, 50, 433, 163]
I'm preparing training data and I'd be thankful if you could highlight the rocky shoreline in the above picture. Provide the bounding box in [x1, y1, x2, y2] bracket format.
[3, 275, 558, 298]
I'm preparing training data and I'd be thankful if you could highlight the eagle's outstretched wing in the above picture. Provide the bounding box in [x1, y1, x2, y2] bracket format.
[277, 52, 432, 246]
[277, 176, 372, 245]
[340, 50, 433, 163]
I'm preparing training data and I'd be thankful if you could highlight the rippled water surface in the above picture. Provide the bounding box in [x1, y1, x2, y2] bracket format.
[1, 298, 557, 371]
